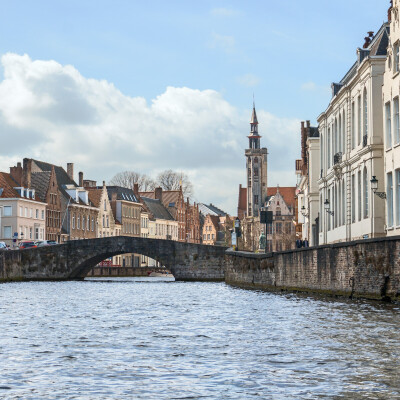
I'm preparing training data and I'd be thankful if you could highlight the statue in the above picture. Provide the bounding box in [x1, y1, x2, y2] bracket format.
[259, 232, 266, 250]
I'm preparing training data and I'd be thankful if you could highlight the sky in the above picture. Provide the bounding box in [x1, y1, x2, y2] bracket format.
[0, 0, 390, 214]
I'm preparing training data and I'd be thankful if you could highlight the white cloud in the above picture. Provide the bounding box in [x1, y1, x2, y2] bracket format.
[237, 73, 261, 87]
[210, 7, 240, 17]
[0, 53, 299, 215]
[208, 33, 235, 54]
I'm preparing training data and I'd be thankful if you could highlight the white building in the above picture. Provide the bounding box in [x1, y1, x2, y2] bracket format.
[318, 24, 389, 244]
[0, 172, 46, 247]
[382, 2, 400, 235]
[296, 121, 320, 246]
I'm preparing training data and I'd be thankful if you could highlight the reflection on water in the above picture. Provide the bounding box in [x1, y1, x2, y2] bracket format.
[0, 277, 399, 399]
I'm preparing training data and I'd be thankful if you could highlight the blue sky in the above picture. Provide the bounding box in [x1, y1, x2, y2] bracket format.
[0, 0, 391, 213]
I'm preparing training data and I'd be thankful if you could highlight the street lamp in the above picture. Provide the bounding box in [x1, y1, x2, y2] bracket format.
[324, 199, 334, 216]
[370, 176, 386, 199]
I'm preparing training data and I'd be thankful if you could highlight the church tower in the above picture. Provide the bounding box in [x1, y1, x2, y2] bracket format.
[245, 102, 268, 217]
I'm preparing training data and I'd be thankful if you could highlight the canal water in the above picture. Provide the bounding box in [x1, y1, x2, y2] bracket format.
[0, 278, 399, 399]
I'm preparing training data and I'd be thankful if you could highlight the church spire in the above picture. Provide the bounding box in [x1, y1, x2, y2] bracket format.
[248, 100, 261, 149]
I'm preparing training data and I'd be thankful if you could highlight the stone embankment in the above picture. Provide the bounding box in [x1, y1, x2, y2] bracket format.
[225, 236, 400, 301]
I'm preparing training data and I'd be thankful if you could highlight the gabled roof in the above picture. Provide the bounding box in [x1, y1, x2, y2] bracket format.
[0, 172, 20, 198]
[141, 197, 174, 221]
[31, 171, 51, 202]
[205, 214, 220, 230]
[106, 186, 139, 203]
[87, 188, 103, 208]
[32, 159, 76, 187]
[198, 203, 227, 216]
[267, 187, 296, 209]
[139, 189, 182, 219]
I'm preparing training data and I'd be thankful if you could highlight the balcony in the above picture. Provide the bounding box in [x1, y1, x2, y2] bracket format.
[333, 152, 342, 165]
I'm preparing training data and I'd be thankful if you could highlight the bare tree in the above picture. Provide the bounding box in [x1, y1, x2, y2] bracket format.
[156, 170, 194, 198]
[108, 171, 156, 191]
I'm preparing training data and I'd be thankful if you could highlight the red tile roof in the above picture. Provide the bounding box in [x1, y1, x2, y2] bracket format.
[267, 187, 296, 208]
[0, 172, 21, 198]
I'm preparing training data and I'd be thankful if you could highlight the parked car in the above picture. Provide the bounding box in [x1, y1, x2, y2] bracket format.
[18, 241, 37, 249]
[37, 240, 58, 247]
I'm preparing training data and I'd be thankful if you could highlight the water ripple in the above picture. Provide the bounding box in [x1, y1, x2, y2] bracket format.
[0, 278, 399, 399]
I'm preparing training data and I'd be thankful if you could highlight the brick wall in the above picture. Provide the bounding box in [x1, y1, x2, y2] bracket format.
[226, 236, 400, 301]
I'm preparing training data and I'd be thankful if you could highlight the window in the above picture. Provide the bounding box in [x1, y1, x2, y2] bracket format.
[394, 97, 400, 145]
[352, 175, 355, 223]
[3, 226, 11, 238]
[35, 228, 39, 240]
[104, 199, 107, 211]
[358, 95, 362, 145]
[41, 210, 44, 220]
[351, 102, 355, 150]
[29, 209, 32, 218]
[358, 171, 361, 222]
[338, 115, 342, 154]
[254, 167, 259, 177]
[35, 209, 39, 219]
[385, 102, 392, 148]
[342, 111, 346, 154]
[29, 227, 32, 239]
[320, 134, 324, 174]
[342, 178, 345, 226]
[396, 170, 400, 226]
[82, 216, 85, 231]
[3, 206, 11, 217]
[92, 217, 94, 231]
[363, 88, 368, 138]
[388, 172, 394, 227]
[363, 167, 369, 219]
[77, 215, 80, 230]
[276, 222, 282, 234]
[395, 43, 400, 73]
[72, 214, 75, 229]
[19, 206, 23, 216]
[328, 128, 331, 167]
[254, 195, 259, 205]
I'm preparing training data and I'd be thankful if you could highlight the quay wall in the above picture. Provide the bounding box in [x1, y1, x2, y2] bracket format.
[225, 236, 400, 301]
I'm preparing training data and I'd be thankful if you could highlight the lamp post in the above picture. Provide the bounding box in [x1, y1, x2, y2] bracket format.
[370, 176, 386, 199]
[324, 199, 334, 216]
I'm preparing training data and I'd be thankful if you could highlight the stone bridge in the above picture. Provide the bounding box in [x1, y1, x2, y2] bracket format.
[0, 236, 228, 282]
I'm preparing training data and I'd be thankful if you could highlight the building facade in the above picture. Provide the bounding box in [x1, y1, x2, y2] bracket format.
[318, 24, 389, 244]
[382, 1, 400, 236]
[0, 172, 46, 247]
[295, 121, 320, 246]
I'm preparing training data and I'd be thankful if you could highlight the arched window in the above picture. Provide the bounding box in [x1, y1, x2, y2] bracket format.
[82, 216, 85, 231]
[91, 217, 94, 232]
[342, 110, 346, 154]
[363, 167, 369, 219]
[72, 214, 75, 229]
[363, 88, 368, 139]
[77, 215, 80, 230]
[338, 114, 342, 154]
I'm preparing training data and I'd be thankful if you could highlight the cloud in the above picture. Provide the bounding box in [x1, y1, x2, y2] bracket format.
[237, 73, 261, 87]
[210, 7, 240, 17]
[301, 81, 331, 94]
[0, 53, 300, 215]
[208, 33, 235, 54]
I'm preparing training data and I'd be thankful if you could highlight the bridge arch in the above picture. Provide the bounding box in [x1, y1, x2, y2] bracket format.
[1, 236, 227, 281]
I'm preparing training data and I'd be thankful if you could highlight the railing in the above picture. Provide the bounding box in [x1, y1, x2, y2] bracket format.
[363, 134, 368, 147]
[333, 152, 342, 165]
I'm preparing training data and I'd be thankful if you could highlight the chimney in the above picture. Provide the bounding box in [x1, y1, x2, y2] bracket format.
[363, 31, 374, 49]
[10, 162, 23, 186]
[133, 183, 139, 196]
[103, 180, 106, 188]
[155, 187, 162, 202]
[306, 120, 310, 128]
[67, 163, 74, 181]
[22, 158, 32, 188]
[79, 171, 83, 187]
